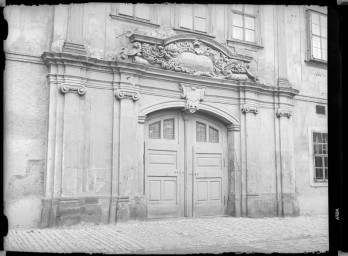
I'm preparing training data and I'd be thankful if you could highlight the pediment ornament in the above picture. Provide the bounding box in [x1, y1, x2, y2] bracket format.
[180, 83, 205, 113]
[116, 39, 258, 82]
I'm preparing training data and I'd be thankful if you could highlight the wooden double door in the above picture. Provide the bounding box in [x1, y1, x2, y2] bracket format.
[144, 110, 228, 219]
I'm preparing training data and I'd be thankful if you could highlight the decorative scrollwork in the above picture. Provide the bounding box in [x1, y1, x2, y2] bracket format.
[115, 89, 140, 101]
[241, 104, 259, 114]
[58, 83, 87, 95]
[180, 83, 205, 113]
[276, 109, 292, 118]
[116, 39, 259, 82]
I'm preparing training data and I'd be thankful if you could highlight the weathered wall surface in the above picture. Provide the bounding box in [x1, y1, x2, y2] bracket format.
[4, 60, 49, 228]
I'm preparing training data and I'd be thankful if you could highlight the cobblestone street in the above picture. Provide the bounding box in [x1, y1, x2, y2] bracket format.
[4, 214, 328, 254]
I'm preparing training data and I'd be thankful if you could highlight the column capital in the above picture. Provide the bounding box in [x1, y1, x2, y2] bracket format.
[115, 89, 140, 101]
[58, 83, 87, 95]
[276, 108, 292, 118]
[241, 104, 259, 114]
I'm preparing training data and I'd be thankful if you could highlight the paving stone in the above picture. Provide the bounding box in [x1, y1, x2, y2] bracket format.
[4, 215, 328, 254]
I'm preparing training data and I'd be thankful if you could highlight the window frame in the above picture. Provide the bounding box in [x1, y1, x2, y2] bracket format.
[173, 4, 214, 37]
[308, 127, 328, 187]
[305, 9, 327, 64]
[227, 4, 262, 47]
[111, 3, 159, 27]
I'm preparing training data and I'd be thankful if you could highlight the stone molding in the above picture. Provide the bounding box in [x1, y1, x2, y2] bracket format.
[138, 115, 147, 123]
[58, 83, 87, 95]
[179, 83, 205, 113]
[41, 52, 299, 99]
[227, 124, 241, 132]
[241, 104, 259, 114]
[115, 89, 140, 101]
[276, 108, 292, 118]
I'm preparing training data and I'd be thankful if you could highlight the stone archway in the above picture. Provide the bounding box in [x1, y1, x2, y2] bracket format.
[138, 99, 242, 218]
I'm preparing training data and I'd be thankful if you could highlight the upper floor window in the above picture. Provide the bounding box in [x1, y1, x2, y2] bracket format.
[179, 4, 208, 33]
[118, 3, 151, 21]
[306, 10, 327, 62]
[229, 5, 258, 43]
[313, 132, 328, 182]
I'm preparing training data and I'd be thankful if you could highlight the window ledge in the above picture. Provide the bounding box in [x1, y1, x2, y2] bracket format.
[110, 14, 159, 28]
[310, 181, 328, 187]
[173, 28, 216, 39]
[226, 39, 264, 50]
[305, 58, 327, 65]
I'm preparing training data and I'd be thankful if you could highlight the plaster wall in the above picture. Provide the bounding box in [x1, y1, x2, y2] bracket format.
[4, 60, 49, 228]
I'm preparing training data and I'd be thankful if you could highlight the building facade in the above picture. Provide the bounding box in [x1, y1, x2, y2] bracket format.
[4, 4, 328, 228]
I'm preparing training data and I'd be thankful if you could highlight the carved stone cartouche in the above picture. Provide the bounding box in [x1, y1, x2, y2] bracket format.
[116, 39, 259, 82]
[180, 83, 205, 113]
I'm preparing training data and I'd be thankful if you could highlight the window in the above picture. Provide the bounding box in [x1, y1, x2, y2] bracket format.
[209, 127, 219, 143]
[118, 3, 150, 21]
[313, 132, 328, 182]
[179, 4, 208, 33]
[149, 121, 161, 139]
[306, 10, 327, 62]
[196, 122, 207, 142]
[230, 5, 257, 43]
[149, 119, 175, 140]
[163, 119, 175, 140]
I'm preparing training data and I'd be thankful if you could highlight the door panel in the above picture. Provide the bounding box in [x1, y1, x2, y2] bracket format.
[145, 113, 184, 218]
[144, 111, 227, 218]
[191, 118, 225, 217]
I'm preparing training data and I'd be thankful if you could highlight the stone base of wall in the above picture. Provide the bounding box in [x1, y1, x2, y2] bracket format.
[40, 195, 148, 228]
[227, 193, 300, 218]
[247, 193, 299, 217]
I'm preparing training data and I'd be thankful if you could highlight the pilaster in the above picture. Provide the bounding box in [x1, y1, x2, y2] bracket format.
[227, 124, 242, 217]
[276, 5, 291, 87]
[114, 71, 142, 221]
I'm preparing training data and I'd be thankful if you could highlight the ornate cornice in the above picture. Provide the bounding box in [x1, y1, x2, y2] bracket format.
[58, 83, 87, 95]
[241, 104, 259, 114]
[115, 89, 140, 101]
[276, 108, 292, 118]
[179, 83, 205, 113]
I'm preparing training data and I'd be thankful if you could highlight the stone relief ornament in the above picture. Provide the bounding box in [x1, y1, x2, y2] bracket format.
[150, 26, 176, 38]
[241, 104, 259, 114]
[116, 39, 259, 82]
[115, 89, 140, 101]
[51, 38, 65, 53]
[276, 108, 292, 118]
[58, 83, 87, 95]
[180, 83, 205, 113]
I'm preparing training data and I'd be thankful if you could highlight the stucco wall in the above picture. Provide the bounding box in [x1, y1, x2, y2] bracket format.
[4, 60, 49, 228]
